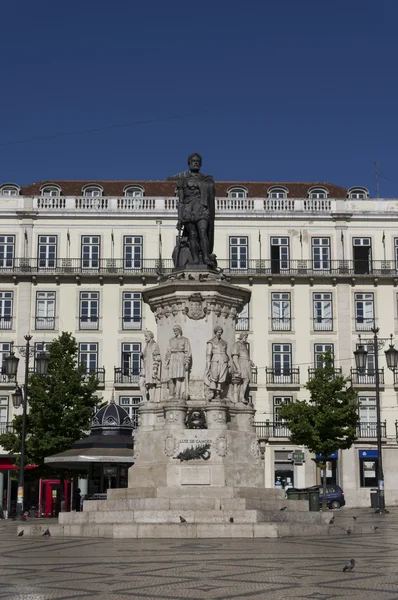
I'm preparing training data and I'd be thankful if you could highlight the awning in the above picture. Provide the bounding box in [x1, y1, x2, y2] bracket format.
[0, 460, 37, 471]
[44, 447, 134, 469]
[316, 451, 338, 460]
[359, 449, 378, 459]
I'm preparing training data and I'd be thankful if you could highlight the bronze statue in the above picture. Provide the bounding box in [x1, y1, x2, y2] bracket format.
[169, 153, 216, 268]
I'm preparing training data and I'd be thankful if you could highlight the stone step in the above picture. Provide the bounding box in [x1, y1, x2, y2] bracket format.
[18, 521, 334, 538]
[107, 486, 286, 501]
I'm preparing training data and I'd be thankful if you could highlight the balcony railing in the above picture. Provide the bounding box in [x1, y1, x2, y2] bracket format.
[308, 366, 342, 379]
[357, 421, 386, 438]
[1, 258, 398, 278]
[122, 318, 142, 330]
[0, 421, 14, 435]
[350, 368, 384, 385]
[313, 318, 333, 331]
[0, 373, 16, 385]
[114, 368, 140, 385]
[355, 319, 375, 331]
[83, 368, 105, 384]
[235, 317, 250, 331]
[0, 317, 12, 330]
[255, 421, 291, 438]
[35, 316, 55, 330]
[251, 367, 258, 385]
[265, 368, 300, 385]
[270, 317, 291, 331]
[79, 317, 99, 330]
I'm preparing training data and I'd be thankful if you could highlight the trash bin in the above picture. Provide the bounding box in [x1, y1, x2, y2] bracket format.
[370, 488, 378, 509]
[308, 489, 320, 511]
[286, 490, 299, 500]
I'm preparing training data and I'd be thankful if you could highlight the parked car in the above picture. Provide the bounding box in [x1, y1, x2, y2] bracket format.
[287, 484, 345, 509]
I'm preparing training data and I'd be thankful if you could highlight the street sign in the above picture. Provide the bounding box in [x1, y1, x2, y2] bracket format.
[292, 451, 305, 464]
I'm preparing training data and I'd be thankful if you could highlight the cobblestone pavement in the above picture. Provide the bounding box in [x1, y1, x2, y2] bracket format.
[1, 508, 398, 600]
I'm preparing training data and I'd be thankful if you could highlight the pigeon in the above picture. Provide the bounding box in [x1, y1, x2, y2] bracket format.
[42, 528, 51, 537]
[343, 559, 355, 572]
[352, 516, 357, 521]
[280, 506, 287, 511]
[329, 517, 334, 524]
[373, 526, 379, 531]
[346, 528, 352, 535]
[179, 516, 187, 523]
[229, 517, 234, 523]
[17, 530, 24, 537]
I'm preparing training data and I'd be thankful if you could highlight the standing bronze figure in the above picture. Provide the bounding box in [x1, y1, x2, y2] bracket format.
[169, 153, 216, 268]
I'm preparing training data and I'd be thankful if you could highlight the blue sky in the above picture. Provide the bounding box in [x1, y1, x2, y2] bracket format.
[1, 0, 397, 195]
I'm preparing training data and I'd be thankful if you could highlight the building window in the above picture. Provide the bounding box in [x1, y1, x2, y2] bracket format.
[227, 187, 247, 199]
[313, 292, 332, 331]
[271, 292, 291, 330]
[122, 292, 142, 330]
[355, 293, 374, 330]
[0, 396, 8, 433]
[273, 396, 292, 423]
[41, 186, 60, 197]
[0, 235, 15, 269]
[355, 343, 375, 375]
[79, 292, 99, 330]
[348, 188, 368, 199]
[0, 291, 13, 330]
[309, 188, 328, 199]
[0, 186, 19, 197]
[79, 343, 98, 374]
[83, 186, 102, 197]
[119, 396, 141, 428]
[124, 186, 144, 197]
[35, 291, 55, 330]
[272, 344, 292, 376]
[0, 343, 13, 381]
[314, 344, 334, 368]
[268, 187, 287, 199]
[33, 342, 51, 372]
[359, 455, 378, 487]
[358, 397, 376, 436]
[353, 237, 372, 274]
[37, 235, 57, 269]
[394, 238, 398, 270]
[121, 343, 141, 378]
[270, 237, 289, 273]
[124, 236, 143, 270]
[312, 238, 330, 270]
[236, 303, 249, 331]
[229, 237, 248, 270]
[81, 236, 100, 270]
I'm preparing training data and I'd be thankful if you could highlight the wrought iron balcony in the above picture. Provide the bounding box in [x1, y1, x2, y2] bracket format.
[255, 421, 291, 439]
[270, 317, 291, 331]
[251, 367, 258, 385]
[0, 317, 12, 330]
[114, 368, 140, 385]
[265, 367, 300, 385]
[82, 368, 105, 384]
[0, 421, 14, 435]
[350, 368, 384, 386]
[35, 316, 55, 330]
[308, 367, 342, 379]
[357, 421, 386, 438]
[0, 373, 16, 386]
[235, 316, 250, 331]
[313, 317, 333, 331]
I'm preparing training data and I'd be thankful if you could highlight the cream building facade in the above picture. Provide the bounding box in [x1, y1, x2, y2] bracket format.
[0, 177, 397, 508]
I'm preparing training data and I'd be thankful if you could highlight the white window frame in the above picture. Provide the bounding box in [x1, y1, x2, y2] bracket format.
[121, 343, 141, 377]
[268, 187, 287, 199]
[124, 186, 144, 197]
[41, 186, 61, 197]
[0, 343, 13, 382]
[124, 236, 143, 270]
[119, 396, 141, 428]
[0, 291, 12, 330]
[272, 343, 292, 375]
[355, 293, 374, 331]
[79, 292, 99, 330]
[312, 237, 330, 270]
[271, 292, 291, 330]
[229, 236, 248, 270]
[227, 187, 247, 199]
[348, 188, 368, 199]
[308, 188, 328, 199]
[37, 235, 57, 269]
[273, 396, 292, 422]
[0, 235, 15, 269]
[81, 235, 100, 270]
[82, 186, 102, 197]
[0, 186, 19, 197]
[313, 292, 332, 331]
[314, 344, 334, 368]
[0, 396, 9, 432]
[35, 291, 55, 330]
[271, 237, 289, 271]
[236, 303, 249, 331]
[122, 292, 142, 330]
[79, 343, 99, 374]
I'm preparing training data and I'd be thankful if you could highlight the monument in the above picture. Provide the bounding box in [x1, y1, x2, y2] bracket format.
[22, 154, 332, 538]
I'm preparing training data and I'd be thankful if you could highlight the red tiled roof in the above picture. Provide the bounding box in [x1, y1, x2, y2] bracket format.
[19, 180, 349, 198]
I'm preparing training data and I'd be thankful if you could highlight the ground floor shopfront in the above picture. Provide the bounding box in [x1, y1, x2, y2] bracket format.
[263, 442, 398, 508]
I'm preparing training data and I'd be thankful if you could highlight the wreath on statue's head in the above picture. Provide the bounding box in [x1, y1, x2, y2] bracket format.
[186, 408, 207, 429]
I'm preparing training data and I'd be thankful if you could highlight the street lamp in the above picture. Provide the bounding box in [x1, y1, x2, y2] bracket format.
[354, 329, 398, 514]
[4, 336, 49, 520]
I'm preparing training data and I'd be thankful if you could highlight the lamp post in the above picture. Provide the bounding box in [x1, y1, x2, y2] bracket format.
[4, 336, 49, 520]
[354, 328, 398, 514]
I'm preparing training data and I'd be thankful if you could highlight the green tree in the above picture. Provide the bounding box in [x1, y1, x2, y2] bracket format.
[278, 351, 359, 510]
[0, 332, 99, 509]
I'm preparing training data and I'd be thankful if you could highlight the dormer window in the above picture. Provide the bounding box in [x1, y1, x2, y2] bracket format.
[227, 187, 247, 199]
[268, 187, 288, 199]
[0, 184, 19, 197]
[348, 187, 368, 200]
[124, 185, 144, 197]
[41, 185, 61, 197]
[83, 185, 102, 197]
[308, 188, 328, 199]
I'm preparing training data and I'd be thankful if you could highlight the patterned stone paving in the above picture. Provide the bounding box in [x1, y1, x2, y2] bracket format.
[1, 509, 398, 600]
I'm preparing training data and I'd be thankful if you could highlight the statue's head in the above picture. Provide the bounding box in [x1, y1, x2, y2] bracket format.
[188, 153, 202, 172]
[238, 333, 248, 341]
[173, 325, 182, 336]
[144, 330, 154, 342]
[214, 325, 223, 338]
